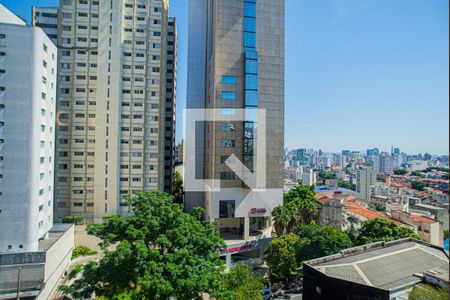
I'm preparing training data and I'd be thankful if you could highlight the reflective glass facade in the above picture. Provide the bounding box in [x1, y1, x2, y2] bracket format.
[244, 0, 258, 171]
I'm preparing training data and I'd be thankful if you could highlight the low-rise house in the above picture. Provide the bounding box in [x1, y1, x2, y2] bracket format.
[391, 210, 444, 246]
[315, 192, 398, 232]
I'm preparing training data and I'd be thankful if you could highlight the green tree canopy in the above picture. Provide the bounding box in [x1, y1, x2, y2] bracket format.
[214, 264, 265, 300]
[394, 168, 408, 175]
[338, 181, 356, 191]
[411, 171, 425, 177]
[411, 181, 426, 191]
[272, 184, 319, 235]
[67, 191, 226, 299]
[409, 283, 448, 300]
[172, 171, 184, 204]
[295, 223, 351, 263]
[62, 215, 85, 224]
[267, 234, 300, 283]
[318, 171, 337, 179]
[354, 218, 418, 246]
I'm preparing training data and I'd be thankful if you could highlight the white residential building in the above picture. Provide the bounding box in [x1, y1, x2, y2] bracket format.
[302, 168, 317, 186]
[356, 165, 376, 201]
[0, 5, 56, 252]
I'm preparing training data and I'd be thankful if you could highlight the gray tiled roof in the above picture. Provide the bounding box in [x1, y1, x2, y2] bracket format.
[309, 240, 449, 290]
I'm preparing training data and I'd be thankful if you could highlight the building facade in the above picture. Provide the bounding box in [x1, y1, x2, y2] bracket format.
[356, 165, 376, 201]
[31, 6, 58, 44]
[163, 17, 177, 193]
[186, 0, 285, 252]
[0, 6, 57, 252]
[33, 0, 176, 222]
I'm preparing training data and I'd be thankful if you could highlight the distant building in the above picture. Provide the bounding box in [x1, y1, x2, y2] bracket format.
[356, 166, 376, 201]
[379, 152, 393, 174]
[303, 238, 449, 300]
[302, 168, 317, 186]
[411, 203, 449, 230]
[391, 211, 444, 246]
[366, 147, 380, 157]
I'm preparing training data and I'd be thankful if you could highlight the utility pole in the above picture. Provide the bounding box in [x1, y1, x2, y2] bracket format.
[16, 266, 22, 300]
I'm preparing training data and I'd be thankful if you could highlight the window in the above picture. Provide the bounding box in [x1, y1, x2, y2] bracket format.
[246, 60, 258, 74]
[221, 91, 236, 100]
[220, 139, 235, 148]
[219, 200, 235, 218]
[244, 17, 256, 33]
[244, 2, 256, 17]
[222, 75, 237, 85]
[220, 123, 236, 132]
[220, 172, 236, 180]
[244, 32, 256, 48]
[245, 90, 258, 107]
[245, 74, 258, 90]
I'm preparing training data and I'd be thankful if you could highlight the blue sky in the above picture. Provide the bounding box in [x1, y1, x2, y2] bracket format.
[2, 0, 448, 154]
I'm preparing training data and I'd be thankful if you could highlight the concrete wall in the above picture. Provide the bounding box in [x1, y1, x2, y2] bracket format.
[0, 22, 56, 252]
[39, 225, 74, 300]
[0, 4, 26, 25]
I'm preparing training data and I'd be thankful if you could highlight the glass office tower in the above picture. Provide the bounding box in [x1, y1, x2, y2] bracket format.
[186, 0, 285, 262]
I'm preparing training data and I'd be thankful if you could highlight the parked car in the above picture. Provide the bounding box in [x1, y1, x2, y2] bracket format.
[262, 288, 274, 300]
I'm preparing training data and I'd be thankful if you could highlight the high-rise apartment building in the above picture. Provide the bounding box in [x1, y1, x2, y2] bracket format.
[356, 165, 376, 201]
[31, 6, 58, 44]
[163, 17, 177, 193]
[33, 0, 176, 222]
[0, 6, 56, 252]
[302, 168, 317, 186]
[379, 152, 393, 174]
[186, 0, 285, 255]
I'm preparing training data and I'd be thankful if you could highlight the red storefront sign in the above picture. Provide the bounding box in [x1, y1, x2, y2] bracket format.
[250, 208, 267, 215]
[220, 240, 259, 255]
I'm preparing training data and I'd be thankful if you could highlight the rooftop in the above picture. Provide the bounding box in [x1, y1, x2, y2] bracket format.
[304, 238, 449, 291]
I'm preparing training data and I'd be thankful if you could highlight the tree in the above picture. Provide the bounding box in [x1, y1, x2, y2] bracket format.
[272, 184, 319, 235]
[374, 203, 386, 212]
[66, 191, 226, 299]
[172, 171, 184, 204]
[354, 218, 418, 246]
[62, 215, 85, 225]
[318, 171, 337, 179]
[267, 234, 300, 284]
[411, 171, 425, 177]
[411, 181, 426, 191]
[71, 246, 97, 259]
[394, 168, 408, 175]
[409, 283, 448, 300]
[215, 264, 265, 300]
[338, 181, 356, 191]
[295, 223, 351, 264]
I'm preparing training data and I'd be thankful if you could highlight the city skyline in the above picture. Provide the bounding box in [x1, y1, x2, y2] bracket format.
[284, 146, 448, 156]
[1, 0, 448, 154]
